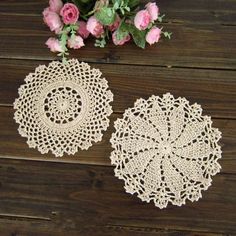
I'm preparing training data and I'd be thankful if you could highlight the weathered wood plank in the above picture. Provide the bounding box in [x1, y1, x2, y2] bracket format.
[0, 159, 235, 234]
[0, 0, 46, 15]
[0, 59, 236, 118]
[0, 0, 236, 25]
[0, 15, 235, 69]
[0, 106, 235, 173]
[0, 1, 235, 235]
[0, 217, 226, 236]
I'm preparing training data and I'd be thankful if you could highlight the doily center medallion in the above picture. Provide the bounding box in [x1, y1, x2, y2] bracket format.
[110, 93, 222, 209]
[159, 142, 172, 155]
[14, 59, 113, 157]
[39, 81, 89, 130]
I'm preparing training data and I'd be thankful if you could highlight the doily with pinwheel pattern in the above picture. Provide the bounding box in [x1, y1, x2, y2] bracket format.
[110, 93, 222, 208]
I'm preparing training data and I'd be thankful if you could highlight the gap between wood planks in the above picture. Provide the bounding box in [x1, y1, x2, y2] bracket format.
[0, 216, 228, 236]
[105, 224, 227, 235]
[1, 57, 236, 72]
[0, 218, 227, 236]
[0, 213, 51, 221]
[0, 13, 235, 69]
[0, 154, 234, 176]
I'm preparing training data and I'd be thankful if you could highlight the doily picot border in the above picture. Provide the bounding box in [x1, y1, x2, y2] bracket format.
[110, 93, 222, 208]
[13, 59, 114, 157]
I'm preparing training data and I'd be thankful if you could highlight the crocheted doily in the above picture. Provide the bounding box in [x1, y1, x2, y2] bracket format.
[110, 93, 222, 208]
[14, 59, 113, 157]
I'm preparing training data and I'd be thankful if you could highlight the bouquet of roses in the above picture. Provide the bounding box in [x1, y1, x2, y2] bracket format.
[43, 0, 171, 62]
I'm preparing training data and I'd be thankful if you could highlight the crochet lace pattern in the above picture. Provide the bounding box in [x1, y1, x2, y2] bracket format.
[110, 93, 222, 208]
[14, 59, 113, 157]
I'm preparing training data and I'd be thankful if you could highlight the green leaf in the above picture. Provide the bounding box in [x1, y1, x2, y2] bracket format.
[157, 14, 165, 23]
[62, 56, 67, 64]
[163, 31, 172, 39]
[127, 25, 146, 49]
[94, 37, 107, 48]
[128, 0, 140, 8]
[125, 6, 130, 11]
[113, 2, 119, 10]
[95, 6, 116, 25]
[116, 22, 146, 48]
[116, 21, 129, 41]
[112, 0, 121, 5]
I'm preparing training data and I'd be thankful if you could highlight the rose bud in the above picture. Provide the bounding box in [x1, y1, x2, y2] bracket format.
[67, 35, 85, 49]
[108, 14, 121, 32]
[145, 2, 159, 22]
[43, 7, 63, 34]
[77, 21, 90, 39]
[146, 26, 161, 45]
[46, 37, 64, 52]
[134, 9, 151, 30]
[49, 0, 63, 13]
[60, 3, 79, 24]
[86, 16, 104, 38]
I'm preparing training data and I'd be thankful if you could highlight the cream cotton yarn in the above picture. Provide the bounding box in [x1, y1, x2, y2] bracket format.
[14, 59, 113, 157]
[110, 93, 222, 208]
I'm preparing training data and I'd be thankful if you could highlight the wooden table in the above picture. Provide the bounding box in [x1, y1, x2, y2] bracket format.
[0, 0, 236, 235]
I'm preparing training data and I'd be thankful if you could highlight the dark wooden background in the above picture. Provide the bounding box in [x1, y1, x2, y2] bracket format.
[0, 0, 236, 235]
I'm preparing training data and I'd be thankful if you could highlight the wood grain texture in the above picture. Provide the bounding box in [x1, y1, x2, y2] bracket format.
[0, 7, 236, 69]
[0, 106, 235, 174]
[0, 219, 227, 236]
[0, 0, 236, 235]
[0, 59, 236, 118]
[0, 158, 235, 234]
[0, 0, 236, 25]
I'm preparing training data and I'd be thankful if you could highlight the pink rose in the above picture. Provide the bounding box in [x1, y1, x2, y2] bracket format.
[146, 26, 161, 45]
[43, 7, 63, 34]
[60, 3, 79, 24]
[134, 10, 151, 30]
[112, 31, 131, 45]
[46, 37, 64, 52]
[86, 16, 104, 38]
[145, 2, 159, 22]
[108, 14, 121, 32]
[67, 35, 85, 49]
[77, 21, 90, 39]
[49, 0, 63, 13]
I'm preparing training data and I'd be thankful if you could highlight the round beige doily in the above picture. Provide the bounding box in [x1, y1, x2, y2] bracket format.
[110, 93, 222, 208]
[14, 59, 113, 157]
